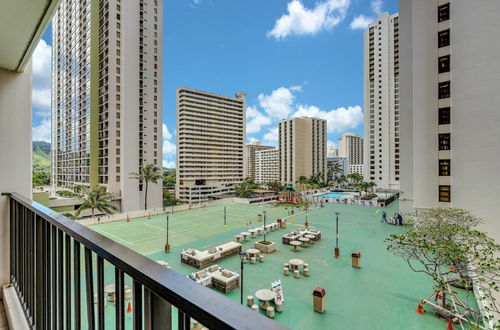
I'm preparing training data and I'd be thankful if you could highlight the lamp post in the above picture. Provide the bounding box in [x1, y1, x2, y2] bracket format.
[165, 214, 170, 253]
[263, 210, 267, 242]
[224, 206, 227, 226]
[334, 212, 340, 258]
[239, 252, 245, 305]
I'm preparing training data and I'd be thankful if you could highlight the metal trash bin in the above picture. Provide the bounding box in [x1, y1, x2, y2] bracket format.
[351, 252, 361, 268]
[313, 287, 326, 313]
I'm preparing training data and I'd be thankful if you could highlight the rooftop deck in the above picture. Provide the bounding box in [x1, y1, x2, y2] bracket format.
[89, 201, 479, 329]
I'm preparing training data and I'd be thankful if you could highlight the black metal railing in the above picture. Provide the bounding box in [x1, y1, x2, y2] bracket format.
[4, 192, 287, 330]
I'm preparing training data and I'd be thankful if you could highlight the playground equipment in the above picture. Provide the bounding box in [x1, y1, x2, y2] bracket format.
[276, 185, 303, 205]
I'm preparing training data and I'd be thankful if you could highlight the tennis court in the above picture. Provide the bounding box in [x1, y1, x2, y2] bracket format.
[86, 201, 478, 329]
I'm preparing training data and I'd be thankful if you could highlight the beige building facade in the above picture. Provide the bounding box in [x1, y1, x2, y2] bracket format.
[279, 117, 327, 185]
[176, 88, 246, 204]
[51, 0, 163, 212]
[244, 141, 274, 180]
[338, 133, 363, 166]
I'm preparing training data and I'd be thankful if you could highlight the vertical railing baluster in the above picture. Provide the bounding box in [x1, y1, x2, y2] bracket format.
[52, 225, 58, 329]
[58, 229, 64, 329]
[35, 214, 44, 327]
[9, 198, 14, 283]
[45, 220, 51, 329]
[115, 268, 125, 330]
[97, 256, 105, 330]
[133, 280, 143, 330]
[65, 233, 72, 330]
[74, 241, 81, 330]
[28, 209, 35, 326]
[85, 247, 95, 330]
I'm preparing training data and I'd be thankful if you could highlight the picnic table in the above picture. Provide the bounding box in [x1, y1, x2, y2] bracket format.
[246, 248, 260, 258]
[298, 237, 310, 246]
[248, 229, 257, 238]
[290, 240, 302, 251]
[240, 232, 250, 241]
[255, 289, 276, 310]
[289, 258, 304, 270]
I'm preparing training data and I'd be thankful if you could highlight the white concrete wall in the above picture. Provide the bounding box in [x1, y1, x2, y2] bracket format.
[0, 63, 33, 286]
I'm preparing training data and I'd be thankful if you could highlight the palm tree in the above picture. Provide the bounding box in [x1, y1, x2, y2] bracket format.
[267, 181, 284, 193]
[328, 163, 343, 181]
[367, 181, 377, 193]
[129, 163, 163, 210]
[296, 176, 308, 190]
[75, 186, 117, 219]
[347, 172, 363, 184]
[234, 177, 256, 198]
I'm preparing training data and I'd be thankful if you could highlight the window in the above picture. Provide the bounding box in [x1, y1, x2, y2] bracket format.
[438, 3, 450, 22]
[439, 185, 451, 202]
[439, 81, 450, 99]
[439, 160, 450, 176]
[439, 107, 450, 125]
[438, 55, 450, 73]
[439, 133, 451, 150]
[438, 29, 450, 48]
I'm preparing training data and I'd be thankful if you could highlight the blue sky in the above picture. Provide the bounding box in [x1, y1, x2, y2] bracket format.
[32, 0, 398, 168]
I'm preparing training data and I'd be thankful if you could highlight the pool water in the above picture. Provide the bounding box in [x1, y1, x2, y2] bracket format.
[318, 192, 346, 198]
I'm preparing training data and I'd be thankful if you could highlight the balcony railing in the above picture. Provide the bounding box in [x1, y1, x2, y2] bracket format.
[4, 192, 287, 330]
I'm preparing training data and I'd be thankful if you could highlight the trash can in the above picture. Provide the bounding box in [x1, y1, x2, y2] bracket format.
[257, 214, 262, 222]
[351, 252, 361, 268]
[313, 287, 326, 313]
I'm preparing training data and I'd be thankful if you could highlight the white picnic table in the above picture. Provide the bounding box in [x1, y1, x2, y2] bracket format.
[246, 248, 260, 257]
[289, 258, 304, 269]
[290, 240, 302, 251]
[255, 289, 276, 310]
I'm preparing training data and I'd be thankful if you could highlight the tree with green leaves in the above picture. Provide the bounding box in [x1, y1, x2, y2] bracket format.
[129, 163, 163, 210]
[296, 176, 308, 190]
[163, 169, 176, 187]
[367, 181, 377, 193]
[75, 186, 117, 219]
[234, 177, 260, 198]
[347, 172, 363, 184]
[386, 208, 500, 327]
[267, 181, 284, 193]
[163, 190, 181, 207]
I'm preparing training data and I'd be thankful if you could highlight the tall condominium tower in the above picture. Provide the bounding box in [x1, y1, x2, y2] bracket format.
[244, 141, 274, 180]
[255, 148, 279, 185]
[363, 12, 400, 190]
[176, 88, 246, 204]
[399, 0, 500, 243]
[51, 0, 163, 212]
[279, 117, 327, 185]
[338, 133, 364, 165]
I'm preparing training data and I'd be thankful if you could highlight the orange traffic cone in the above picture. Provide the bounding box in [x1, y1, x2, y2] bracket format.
[416, 303, 425, 315]
[127, 301, 133, 314]
[447, 319, 454, 330]
[449, 267, 455, 272]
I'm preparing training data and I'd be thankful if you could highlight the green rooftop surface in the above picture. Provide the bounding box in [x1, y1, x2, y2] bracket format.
[86, 201, 479, 329]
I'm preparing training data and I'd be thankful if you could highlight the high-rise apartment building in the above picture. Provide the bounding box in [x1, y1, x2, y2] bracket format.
[51, 0, 163, 212]
[363, 12, 400, 190]
[176, 88, 246, 204]
[279, 117, 327, 185]
[399, 0, 500, 243]
[255, 148, 279, 185]
[338, 133, 364, 165]
[244, 141, 274, 180]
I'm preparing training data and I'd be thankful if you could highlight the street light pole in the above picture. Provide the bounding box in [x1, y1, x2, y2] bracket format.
[334, 212, 340, 258]
[263, 210, 267, 242]
[165, 214, 170, 253]
[224, 206, 227, 226]
[239, 252, 245, 305]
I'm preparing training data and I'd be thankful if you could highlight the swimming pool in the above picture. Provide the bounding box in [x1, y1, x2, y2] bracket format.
[318, 192, 347, 199]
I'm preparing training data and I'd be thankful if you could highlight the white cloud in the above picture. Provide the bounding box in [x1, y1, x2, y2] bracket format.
[163, 160, 176, 168]
[371, 0, 383, 15]
[32, 119, 51, 142]
[349, 15, 374, 30]
[32, 39, 52, 116]
[247, 136, 258, 144]
[163, 123, 173, 140]
[258, 87, 296, 120]
[267, 0, 350, 40]
[263, 127, 279, 144]
[162, 123, 176, 168]
[246, 106, 272, 134]
[292, 104, 363, 133]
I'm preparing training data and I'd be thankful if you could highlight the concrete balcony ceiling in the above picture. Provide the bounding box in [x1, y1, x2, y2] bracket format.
[0, 0, 60, 72]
